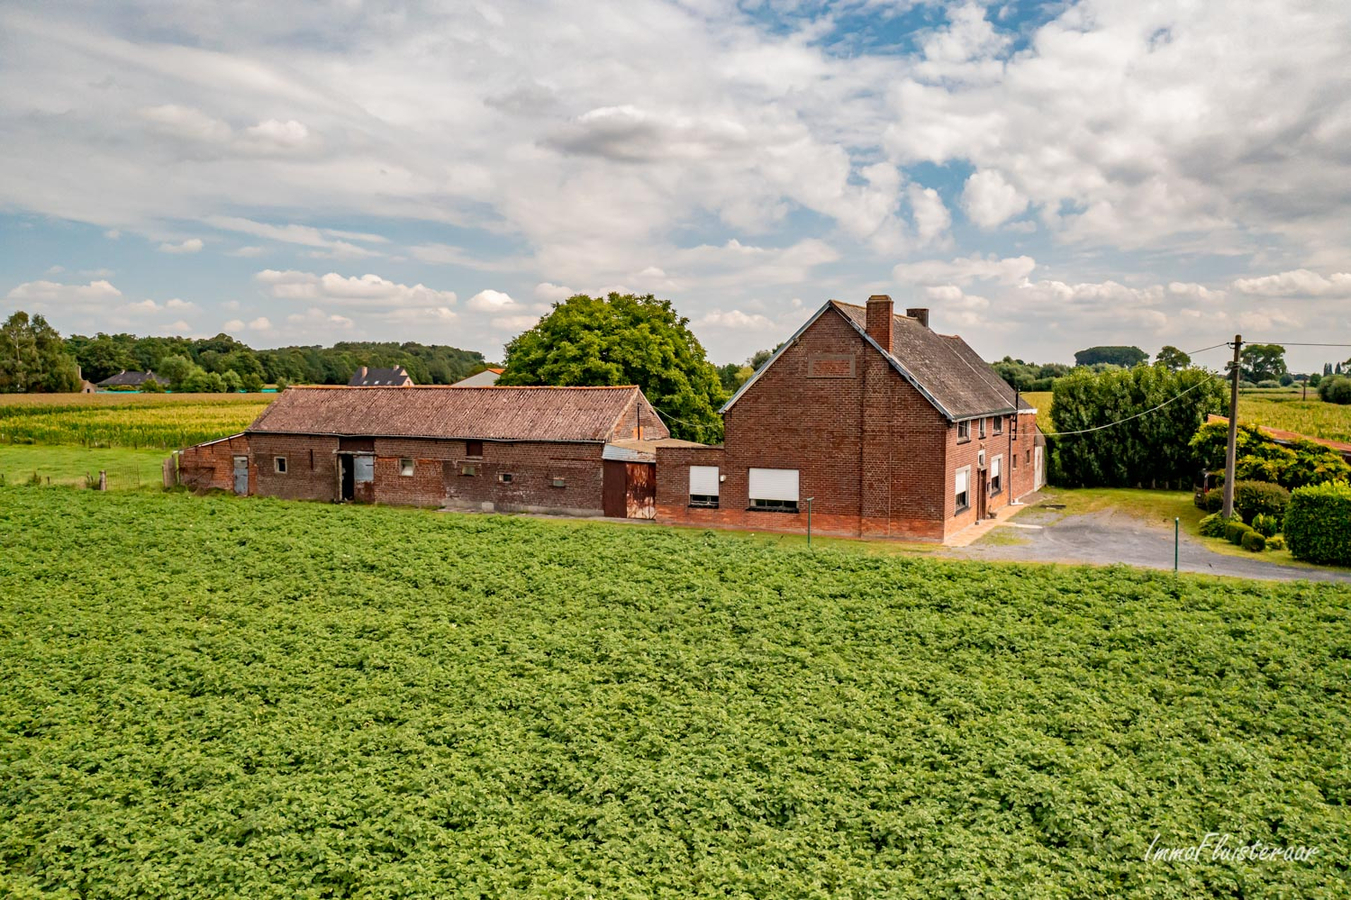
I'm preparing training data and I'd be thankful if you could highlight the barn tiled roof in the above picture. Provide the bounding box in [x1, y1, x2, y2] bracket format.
[831, 301, 1028, 420]
[247, 385, 661, 443]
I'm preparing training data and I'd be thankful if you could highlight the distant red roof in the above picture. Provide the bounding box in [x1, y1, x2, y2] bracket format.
[1207, 414, 1351, 457]
[248, 385, 668, 443]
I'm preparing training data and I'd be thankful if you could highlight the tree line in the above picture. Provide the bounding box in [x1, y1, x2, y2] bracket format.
[0, 310, 488, 393]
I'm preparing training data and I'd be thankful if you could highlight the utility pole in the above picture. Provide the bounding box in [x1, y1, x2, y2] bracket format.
[1222, 335, 1242, 519]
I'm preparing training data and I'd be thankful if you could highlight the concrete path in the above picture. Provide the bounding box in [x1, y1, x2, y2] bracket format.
[944, 504, 1351, 584]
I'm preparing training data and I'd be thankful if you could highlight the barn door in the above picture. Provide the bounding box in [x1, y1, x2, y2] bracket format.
[1034, 446, 1045, 490]
[625, 462, 656, 519]
[602, 460, 627, 517]
[232, 456, 248, 495]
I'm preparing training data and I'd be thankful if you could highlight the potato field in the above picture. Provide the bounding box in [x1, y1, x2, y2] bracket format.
[2, 487, 1347, 897]
[0, 393, 270, 449]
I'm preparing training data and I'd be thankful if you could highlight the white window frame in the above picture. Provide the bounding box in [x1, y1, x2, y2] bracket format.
[991, 455, 1003, 495]
[748, 467, 799, 512]
[957, 420, 970, 442]
[978, 417, 987, 439]
[274, 456, 287, 474]
[689, 465, 720, 508]
[993, 416, 1003, 435]
[955, 466, 971, 513]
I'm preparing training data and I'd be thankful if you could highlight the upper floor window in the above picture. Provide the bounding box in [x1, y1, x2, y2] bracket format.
[978, 418, 987, 439]
[993, 416, 1003, 435]
[957, 420, 971, 442]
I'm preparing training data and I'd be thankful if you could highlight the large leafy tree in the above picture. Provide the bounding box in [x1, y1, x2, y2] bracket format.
[1073, 345, 1148, 367]
[499, 293, 727, 442]
[0, 311, 82, 393]
[1240, 343, 1287, 382]
[1049, 365, 1226, 487]
[1154, 345, 1191, 371]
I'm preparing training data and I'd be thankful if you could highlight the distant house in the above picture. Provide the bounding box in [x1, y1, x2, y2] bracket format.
[656, 295, 1045, 541]
[451, 367, 504, 387]
[176, 385, 673, 517]
[97, 370, 168, 389]
[348, 366, 413, 386]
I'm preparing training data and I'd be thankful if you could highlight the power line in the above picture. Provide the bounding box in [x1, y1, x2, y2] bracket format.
[1040, 378, 1218, 438]
[1183, 341, 1232, 356]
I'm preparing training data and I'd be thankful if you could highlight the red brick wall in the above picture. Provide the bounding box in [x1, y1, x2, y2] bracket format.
[611, 394, 672, 441]
[655, 308, 1045, 542]
[177, 434, 251, 493]
[942, 411, 1042, 538]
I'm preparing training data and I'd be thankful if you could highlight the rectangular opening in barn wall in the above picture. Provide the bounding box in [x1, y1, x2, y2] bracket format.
[466, 440, 483, 457]
[461, 464, 477, 477]
[399, 458, 414, 477]
[498, 473, 513, 483]
[233, 456, 248, 495]
[274, 457, 287, 474]
[552, 477, 566, 488]
[748, 467, 799, 512]
[354, 455, 374, 484]
[689, 465, 720, 507]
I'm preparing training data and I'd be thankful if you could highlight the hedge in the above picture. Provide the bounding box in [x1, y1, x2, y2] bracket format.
[1234, 480, 1291, 524]
[1225, 520, 1254, 545]
[1285, 481, 1351, 565]
[1241, 531, 1267, 552]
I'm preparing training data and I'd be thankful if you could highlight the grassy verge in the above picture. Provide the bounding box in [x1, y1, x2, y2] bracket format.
[0, 444, 171, 490]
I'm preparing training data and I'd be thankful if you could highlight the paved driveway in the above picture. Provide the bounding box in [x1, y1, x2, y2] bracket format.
[944, 505, 1351, 584]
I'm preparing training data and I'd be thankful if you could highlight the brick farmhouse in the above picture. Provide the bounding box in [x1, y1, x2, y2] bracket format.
[177, 385, 686, 517]
[656, 295, 1044, 541]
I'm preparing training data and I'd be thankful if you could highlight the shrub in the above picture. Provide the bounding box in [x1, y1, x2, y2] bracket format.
[1256, 379, 1282, 388]
[1194, 490, 1224, 513]
[1225, 520, 1253, 545]
[1250, 513, 1280, 538]
[1233, 480, 1290, 524]
[1285, 481, 1351, 565]
[1267, 534, 1286, 551]
[1241, 531, 1267, 552]
[1198, 513, 1228, 537]
[1317, 375, 1351, 405]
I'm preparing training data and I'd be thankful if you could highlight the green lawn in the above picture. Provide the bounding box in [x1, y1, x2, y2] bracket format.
[0, 444, 170, 491]
[2, 487, 1347, 897]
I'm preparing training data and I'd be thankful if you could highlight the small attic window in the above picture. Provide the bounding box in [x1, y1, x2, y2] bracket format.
[466, 440, 484, 457]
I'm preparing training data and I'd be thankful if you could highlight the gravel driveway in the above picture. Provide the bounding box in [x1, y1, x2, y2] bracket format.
[944, 505, 1351, 584]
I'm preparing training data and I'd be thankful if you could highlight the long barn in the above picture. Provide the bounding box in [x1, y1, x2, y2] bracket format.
[177, 385, 686, 518]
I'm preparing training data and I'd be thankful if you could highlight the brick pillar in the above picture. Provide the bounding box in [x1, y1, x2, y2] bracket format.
[866, 295, 893, 353]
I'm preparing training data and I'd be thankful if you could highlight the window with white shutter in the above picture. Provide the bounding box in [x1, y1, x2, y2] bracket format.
[991, 455, 1003, 495]
[689, 466, 720, 507]
[955, 466, 971, 512]
[748, 468, 799, 512]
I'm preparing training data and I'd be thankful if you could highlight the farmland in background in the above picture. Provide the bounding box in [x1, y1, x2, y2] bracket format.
[1236, 389, 1351, 443]
[2, 486, 1347, 897]
[0, 393, 269, 449]
[1021, 390, 1054, 433]
[0, 445, 169, 490]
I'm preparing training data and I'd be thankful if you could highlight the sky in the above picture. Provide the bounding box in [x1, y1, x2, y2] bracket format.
[2, 0, 1349, 372]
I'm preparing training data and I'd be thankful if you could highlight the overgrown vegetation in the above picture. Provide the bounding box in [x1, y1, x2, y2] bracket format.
[1049, 366, 1225, 487]
[1190, 421, 1351, 489]
[1, 488, 1348, 896]
[1285, 481, 1351, 566]
[0, 393, 269, 448]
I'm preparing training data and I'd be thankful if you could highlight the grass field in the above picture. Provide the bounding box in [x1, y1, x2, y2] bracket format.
[0, 445, 170, 490]
[2, 487, 1347, 897]
[0, 393, 270, 449]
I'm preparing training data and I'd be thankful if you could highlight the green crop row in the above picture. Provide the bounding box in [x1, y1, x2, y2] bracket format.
[1, 488, 1347, 897]
[0, 395, 270, 449]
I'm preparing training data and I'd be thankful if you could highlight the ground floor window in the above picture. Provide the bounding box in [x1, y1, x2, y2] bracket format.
[689, 465, 720, 508]
[991, 455, 1003, 495]
[399, 458, 415, 476]
[955, 466, 970, 513]
[498, 472, 514, 484]
[274, 457, 287, 474]
[748, 467, 799, 513]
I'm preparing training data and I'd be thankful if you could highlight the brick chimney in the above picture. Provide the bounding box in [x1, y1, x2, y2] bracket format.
[866, 294, 893, 352]
[906, 307, 930, 328]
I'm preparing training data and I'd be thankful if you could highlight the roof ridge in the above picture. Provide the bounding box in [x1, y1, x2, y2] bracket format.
[292, 384, 639, 391]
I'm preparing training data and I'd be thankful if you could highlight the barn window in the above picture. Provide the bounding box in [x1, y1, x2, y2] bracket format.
[993, 416, 1003, 435]
[955, 466, 971, 513]
[498, 472, 513, 484]
[460, 464, 477, 477]
[466, 440, 483, 457]
[354, 455, 374, 483]
[957, 420, 970, 442]
[552, 477, 566, 488]
[689, 465, 719, 508]
[274, 457, 287, 474]
[991, 455, 1003, 495]
[748, 468, 798, 512]
[399, 458, 415, 477]
[978, 418, 987, 439]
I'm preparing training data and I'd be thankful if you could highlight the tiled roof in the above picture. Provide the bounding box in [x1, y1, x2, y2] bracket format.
[97, 370, 168, 387]
[348, 366, 413, 386]
[247, 385, 660, 443]
[832, 302, 1026, 420]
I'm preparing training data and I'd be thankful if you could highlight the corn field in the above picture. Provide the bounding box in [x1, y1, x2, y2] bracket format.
[0, 393, 271, 449]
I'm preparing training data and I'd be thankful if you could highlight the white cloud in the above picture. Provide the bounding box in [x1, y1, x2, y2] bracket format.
[247, 316, 272, 330]
[489, 313, 542, 332]
[467, 289, 516, 311]
[6, 279, 122, 306]
[207, 217, 382, 258]
[228, 246, 265, 257]
[893, 254, 1036, 286]
[239, 119, 313, 153]
[222, 318, 244, 331]
[138, 104, 231, 144]
[1230, 269, 1351, 298]
[696, 309, 775, 330]
[158, 238, 203, 254]
[44, 265, 64, 275]
[534, 282, 575, 302]
[961, 170, 1026, 230]
[907, 185, 951, 246]
[254, 270, 458, 319]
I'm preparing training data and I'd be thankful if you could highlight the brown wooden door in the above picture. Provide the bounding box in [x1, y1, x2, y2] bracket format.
[625, 462, 656, 519]
[977, 470, 988, 520]
[602, 460, 627, 517]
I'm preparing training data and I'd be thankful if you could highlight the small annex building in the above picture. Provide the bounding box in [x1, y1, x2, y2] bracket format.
[97, 370, 168, 389]
[655, 295, 1045, 541]
[348, 365, 414, 386]
[176, 385, 677, 518]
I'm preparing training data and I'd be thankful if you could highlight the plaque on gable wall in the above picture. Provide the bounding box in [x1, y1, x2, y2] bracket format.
[807, 353, 856, 378]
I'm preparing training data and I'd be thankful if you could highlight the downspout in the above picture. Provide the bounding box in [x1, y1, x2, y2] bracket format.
[1011, 388, 1018, 500]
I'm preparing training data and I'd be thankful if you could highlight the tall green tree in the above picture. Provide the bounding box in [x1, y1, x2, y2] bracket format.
[0, 311, 82, 393]
[1073, 345, 1148, 367]
[1240, 343, 1287, 382]
[499, 293, 727, 442]
[1049, 365, 1226, 487]
[1154, 345, 1191, 371]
